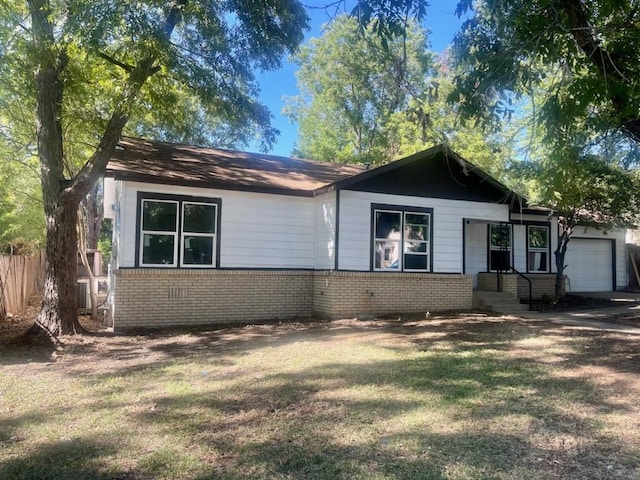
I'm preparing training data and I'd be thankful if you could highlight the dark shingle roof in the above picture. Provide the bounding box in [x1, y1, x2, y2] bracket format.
[106, 137, 365, 196]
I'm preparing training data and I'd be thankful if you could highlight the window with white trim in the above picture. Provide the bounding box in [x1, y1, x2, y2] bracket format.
[138, 194, 219, 268]
[489, 223, 512, 271]
[527, 225, 549, 272]
[373, 206, 431, 272]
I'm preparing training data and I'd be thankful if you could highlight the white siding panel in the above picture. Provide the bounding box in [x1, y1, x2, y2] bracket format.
[338, 190, 509, 272]
[118, 181, 316, 268]
[513, 225, 527, 272]
[315, 192, 337, 269]
[464, 222, 487, 287]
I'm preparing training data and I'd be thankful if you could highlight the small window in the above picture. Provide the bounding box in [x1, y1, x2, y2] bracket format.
[403, 212, 429, 271]
[528, 225, 549, 272]
[373, 206, 431, 272]
[138, 194, 219, 268]
[489, 224, 512, 271]
[374, 211, 401, 270]
[181, 202, 217, 267]
[141, 200, 179, 266]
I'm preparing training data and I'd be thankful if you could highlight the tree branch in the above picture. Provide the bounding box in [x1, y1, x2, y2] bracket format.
[70, 0, 188, 199]
[97, 51, 134, 72]
[561, 0, 640, 143]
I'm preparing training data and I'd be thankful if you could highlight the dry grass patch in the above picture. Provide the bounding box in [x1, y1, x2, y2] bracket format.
[0, 314, 639, 479]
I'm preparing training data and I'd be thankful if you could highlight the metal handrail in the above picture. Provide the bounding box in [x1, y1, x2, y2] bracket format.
[507, 266, 532, 310]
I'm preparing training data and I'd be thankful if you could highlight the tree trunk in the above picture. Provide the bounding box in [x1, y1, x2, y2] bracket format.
[554, 226, 572, 300]
[85, 184, 102, 251]
[36, 193, 84, 335]
[26, 0, 185, 336]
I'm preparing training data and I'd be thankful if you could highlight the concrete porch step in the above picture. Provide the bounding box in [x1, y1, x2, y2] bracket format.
[473, 290, 529, 314]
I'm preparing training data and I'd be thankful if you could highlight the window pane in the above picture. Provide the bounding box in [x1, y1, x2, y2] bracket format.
[490, 225, 511, 248]
[528, 252, 548, 272]
[183, 236, 214, 265]
[405, 240, 427, 253]
[405, 213, 429, 226]
[375, 211, 401, 239]
[143, 201, 177, 231]
[528, 226, 548, 248]
[374, 240, 400, 269]
[490, 250, 510, 271]
[184, 203, 216, 234]
[404, 254, 428, 270]
[142, 234, 175, 265]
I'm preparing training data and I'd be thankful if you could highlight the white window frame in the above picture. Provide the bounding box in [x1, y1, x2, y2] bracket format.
[180, 201, 217, 268]
[374, 209, 402, 271]
[402, 211, 430, 272]
[139, 199, 179, 268]
[137, 194, 220, 269]
[527, 225, 550, 273]
[373, 207, 431, 272]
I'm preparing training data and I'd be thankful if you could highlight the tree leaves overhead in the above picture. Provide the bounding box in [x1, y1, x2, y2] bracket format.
[351, 0, 427, 48]
[285, 15, 435, 164]
[451, 0, 640, 148]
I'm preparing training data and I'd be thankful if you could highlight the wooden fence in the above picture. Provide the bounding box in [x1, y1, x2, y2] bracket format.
[0, 253, 45, 318]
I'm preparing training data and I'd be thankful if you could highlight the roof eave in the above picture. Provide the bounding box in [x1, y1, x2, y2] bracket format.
[107, 171, 317, 197]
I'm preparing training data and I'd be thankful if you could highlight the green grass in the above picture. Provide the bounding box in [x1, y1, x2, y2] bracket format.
[1, 316, 639, 479]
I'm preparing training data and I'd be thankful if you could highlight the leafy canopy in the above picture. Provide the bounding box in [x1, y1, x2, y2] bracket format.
[451, 0, 640, 151]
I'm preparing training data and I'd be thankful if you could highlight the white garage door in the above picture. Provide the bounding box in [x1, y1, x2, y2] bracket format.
[564, 238, 613, 292]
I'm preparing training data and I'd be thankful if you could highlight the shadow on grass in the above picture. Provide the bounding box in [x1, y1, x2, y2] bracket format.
[0, 437, 126, 480]
[3, 316, 639, 479]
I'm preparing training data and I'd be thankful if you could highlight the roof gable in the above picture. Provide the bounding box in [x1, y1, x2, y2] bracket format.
[324, 144, 524, 207]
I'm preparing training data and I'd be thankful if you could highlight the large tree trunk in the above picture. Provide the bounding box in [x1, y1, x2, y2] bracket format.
[36, 194, 83, 335]
[26, 0, 185, 336]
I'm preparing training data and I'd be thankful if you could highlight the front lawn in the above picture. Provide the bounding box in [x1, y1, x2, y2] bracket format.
[1, 314, 639, 479]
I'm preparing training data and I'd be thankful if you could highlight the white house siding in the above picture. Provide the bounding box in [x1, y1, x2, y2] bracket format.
[315, 191, 337, 269]
[338, 190, 509, 272]
[464, 222, 487, 287]
[117, 181, 317, 269]
[513, 225, 527, 272]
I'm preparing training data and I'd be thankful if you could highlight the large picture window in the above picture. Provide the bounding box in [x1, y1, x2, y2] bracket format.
[527, 225, 549, 272]
[138, 194, 220, 268]
[373, 205, 432, 272]
[489, 223, 512, 271]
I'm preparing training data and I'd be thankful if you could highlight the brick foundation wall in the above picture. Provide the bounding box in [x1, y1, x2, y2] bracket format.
[517, 274, 566, 299]
[476, 273, 518, 296]
[476, 272, 566, 299]
[313, 271, 473, 318]
[112, 269, 474, 330]
[112, 269, 313, 331]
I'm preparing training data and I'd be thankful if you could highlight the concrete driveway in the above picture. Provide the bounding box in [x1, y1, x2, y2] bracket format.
[520, 291, 640, 334]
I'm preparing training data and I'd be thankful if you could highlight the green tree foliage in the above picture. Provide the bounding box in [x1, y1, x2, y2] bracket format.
[286, 16, 513, 184]
[451, 0, 640, 151]
[285, 15, 435, 164]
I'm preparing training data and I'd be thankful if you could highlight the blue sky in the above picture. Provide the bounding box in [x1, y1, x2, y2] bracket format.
[256, 0, 467, 157]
